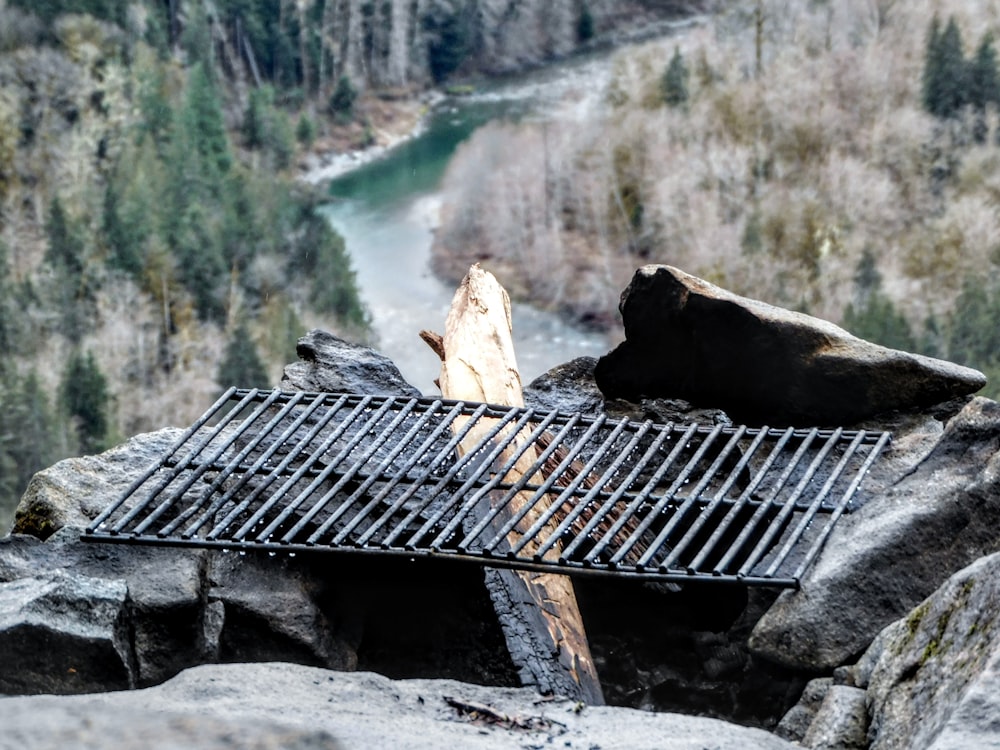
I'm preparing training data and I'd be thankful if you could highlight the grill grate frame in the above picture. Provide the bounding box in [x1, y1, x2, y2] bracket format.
[82, 388, 890, 588]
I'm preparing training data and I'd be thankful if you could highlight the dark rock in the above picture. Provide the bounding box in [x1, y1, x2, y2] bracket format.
[0, 529, 211, 687]
[523, 356, 604, 414]
[0, 662, 799, 750]
[281, 329, 421, 397]
[13, 428, 183, 539]
[862, 552, 1000, 750]
[0, 570, 133, 694]
[595, 265, 986, 426]
[209, 549, 356, 671]
[604, 396, 732, 426]
[750, 397, 1000, 672]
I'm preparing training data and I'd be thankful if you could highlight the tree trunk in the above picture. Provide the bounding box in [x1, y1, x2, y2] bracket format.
[423, 264, 604, 705]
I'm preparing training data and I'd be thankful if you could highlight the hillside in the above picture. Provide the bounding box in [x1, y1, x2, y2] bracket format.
[0, 1, 372, 526]
[431, 0, 1000, 397]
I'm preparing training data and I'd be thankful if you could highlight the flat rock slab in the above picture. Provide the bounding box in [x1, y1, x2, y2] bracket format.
[0, 662, 797, 750]
[595, 265, 986, 426]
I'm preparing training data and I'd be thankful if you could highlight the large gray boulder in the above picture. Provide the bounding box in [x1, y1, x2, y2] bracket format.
[594, 265, 986, 426]
[0, 662, 798, 750]
[13, 428, 183, 539]
[859, 551, 1000, 750]
[782, 551, 1000, 750]
[749, 397, 1000, 672]
[0, 570, 132, 694]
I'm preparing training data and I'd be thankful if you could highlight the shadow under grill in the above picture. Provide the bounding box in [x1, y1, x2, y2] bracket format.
[82, 388, 890, 588]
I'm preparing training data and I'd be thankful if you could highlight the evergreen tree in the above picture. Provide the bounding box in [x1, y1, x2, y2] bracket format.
[947, 277, 1000, 368]
[578, 4, 595, 43]
[296, 114, 316, 148]
[842, 296, 916, 352]
[102, 180, 144, 276]
[183, 64, 232, 178]
[135, 62, 173, 148]
[174, 202, 227, 322]
[852, 246, 882, 304]
[217, 321, 270, 389]
[841, 249, 915, 351]
[6, 371, 59, 493]
[968, 32, 1000, 111]
[922, 16, 968, 118]
[61, 350, 110, 455]
[662, 47, 690, 108]
[329, 75, 358, 122]
[295, 214, 368, 329]
[45, 196, 85, 276]
[243, 85, 273, 150]
[45, 196, 94, 338]
[424, 6, 469, 83]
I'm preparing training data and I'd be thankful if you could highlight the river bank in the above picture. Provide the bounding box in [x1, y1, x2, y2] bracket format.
[296, 51, 641, 393]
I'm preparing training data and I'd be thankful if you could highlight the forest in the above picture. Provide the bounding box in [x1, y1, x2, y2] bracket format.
[0, 0, 374, 527]
[432, 0, 1000, 400]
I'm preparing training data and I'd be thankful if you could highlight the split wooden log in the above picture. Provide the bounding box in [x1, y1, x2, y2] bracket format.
[422, 264, 604, 705]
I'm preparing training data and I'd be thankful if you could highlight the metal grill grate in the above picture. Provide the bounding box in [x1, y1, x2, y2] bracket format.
[82, 388, 890, 588]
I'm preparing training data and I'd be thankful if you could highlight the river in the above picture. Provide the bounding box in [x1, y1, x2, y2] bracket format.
[321, 53, 629, 396]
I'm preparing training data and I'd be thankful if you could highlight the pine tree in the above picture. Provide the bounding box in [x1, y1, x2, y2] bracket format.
[174, 202, 227, 322]
[183, 63, 232, 178]
[841, 249, 915, 351]
[662, 47, 690, 108]
[577, 4, 595, 43]
[102, 180, 144, 277]
[296, 114, 316, 148]
[45, 196, 85, 276]
[968, 32, 1000, 111]
[922, 16, 968, 118]
[329, 75, 358, 122]
[217, 321, 270, 389]
[61, 350, 110, 455]
[425, 6, 469, 83]
[297, 215, 369, 329]
[243, 85, 273, 150]
[947, 277, 1000, 368]
[853, 246, 882, 304]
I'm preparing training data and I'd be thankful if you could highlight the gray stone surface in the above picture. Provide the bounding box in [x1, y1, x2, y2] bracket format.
[281, 329, 421, 397]
[862, 552, 1000, 750]
[0, 662, 798, 750]
[12, 428, 183, 539]
[0, 570, 132, 694]
[595, 265, 986, 426]
[801, 685, 868, 749]
[775, 677, 833, 743]
[750, 397, 1000, 671]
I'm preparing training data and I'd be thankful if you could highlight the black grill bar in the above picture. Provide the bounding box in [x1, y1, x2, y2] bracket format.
[82, 389, 890, 588]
